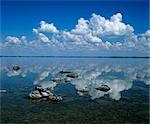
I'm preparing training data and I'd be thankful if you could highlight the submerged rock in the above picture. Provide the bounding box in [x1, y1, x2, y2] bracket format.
[0, 89, 7, 93]
[48, 95, 63, 102]
[64, 77, 72, 82]
[95, 85, 110, 92]
[35, 86, 49, 91]
[77, 88, 89, 96]
[12, 65, 20, 71]
[52, 77, 62, 83]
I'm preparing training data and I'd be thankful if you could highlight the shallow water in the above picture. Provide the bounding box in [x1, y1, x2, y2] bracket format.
[0, 57, 149, 124]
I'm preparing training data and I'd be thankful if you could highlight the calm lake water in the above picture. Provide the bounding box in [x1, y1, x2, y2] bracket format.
[0, 57, 149, 124]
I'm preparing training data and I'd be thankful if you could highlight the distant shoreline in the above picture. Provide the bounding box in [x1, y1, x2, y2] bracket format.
[0, 56, 149, 58]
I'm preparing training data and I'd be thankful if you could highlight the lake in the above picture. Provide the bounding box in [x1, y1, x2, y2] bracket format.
[0, 57, 149, 124]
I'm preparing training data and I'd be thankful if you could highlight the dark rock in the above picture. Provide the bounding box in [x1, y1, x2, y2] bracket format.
[95, 84, 110, 92]
[48, 95, 63, 102]
[66, 73, 78, 78]
[59, 70, 72, 74]
[12, 65, 20, 71]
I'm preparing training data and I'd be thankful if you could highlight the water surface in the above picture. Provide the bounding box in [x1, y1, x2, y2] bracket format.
[0, 57, 149, 124]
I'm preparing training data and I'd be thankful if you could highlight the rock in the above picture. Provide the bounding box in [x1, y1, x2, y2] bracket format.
[76, 87, 89, 92]
[66, 73, 78, 78]
[12, 65, 20, 71]
[28, 90, 42, 99]
[64, 77, 72, 82]
[35, 86, 47, 91]
[41, 91, 51, 97]
[48, 95, 63, 102]
[52, 77, 62, 83]
[59, 70, 72, 74]
[29, 86, 63, 103]
[95, 85, 110, 92]
[0, 89, 7, 93]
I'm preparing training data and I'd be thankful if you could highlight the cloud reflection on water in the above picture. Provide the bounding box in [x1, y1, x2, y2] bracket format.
[2, 62, 149, 101]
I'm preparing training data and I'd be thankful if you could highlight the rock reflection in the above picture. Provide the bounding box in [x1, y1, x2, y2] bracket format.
[2, 62, 150, 101]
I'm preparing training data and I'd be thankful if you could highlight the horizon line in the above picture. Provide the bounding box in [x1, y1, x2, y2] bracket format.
[0, 56, 149, 58]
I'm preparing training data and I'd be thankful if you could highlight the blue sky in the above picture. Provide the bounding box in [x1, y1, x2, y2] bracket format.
[0, 0, 150, 56]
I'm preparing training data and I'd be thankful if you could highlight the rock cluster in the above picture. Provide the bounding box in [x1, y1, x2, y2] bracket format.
[52, 71, 79, 83]
[28, 70, 79, 103]
[28, 87, 63, 102]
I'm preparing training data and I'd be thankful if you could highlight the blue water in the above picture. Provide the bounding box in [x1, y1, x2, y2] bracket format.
[0, 57, 149, 123]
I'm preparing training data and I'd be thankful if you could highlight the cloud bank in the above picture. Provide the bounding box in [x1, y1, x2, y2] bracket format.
[1, 13, 150, 55]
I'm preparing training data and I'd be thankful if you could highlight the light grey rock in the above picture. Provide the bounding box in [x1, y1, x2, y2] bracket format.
[76, 87, 89, 92]
[52, 77, 62, 83]
[64, 77, 72, 82]
[41, 91, 50, 97]
[0, 89, 7, 93]
[28, 90, 42, 99]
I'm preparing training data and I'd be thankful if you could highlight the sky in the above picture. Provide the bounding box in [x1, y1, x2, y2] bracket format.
[0, 0, 150, 56]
